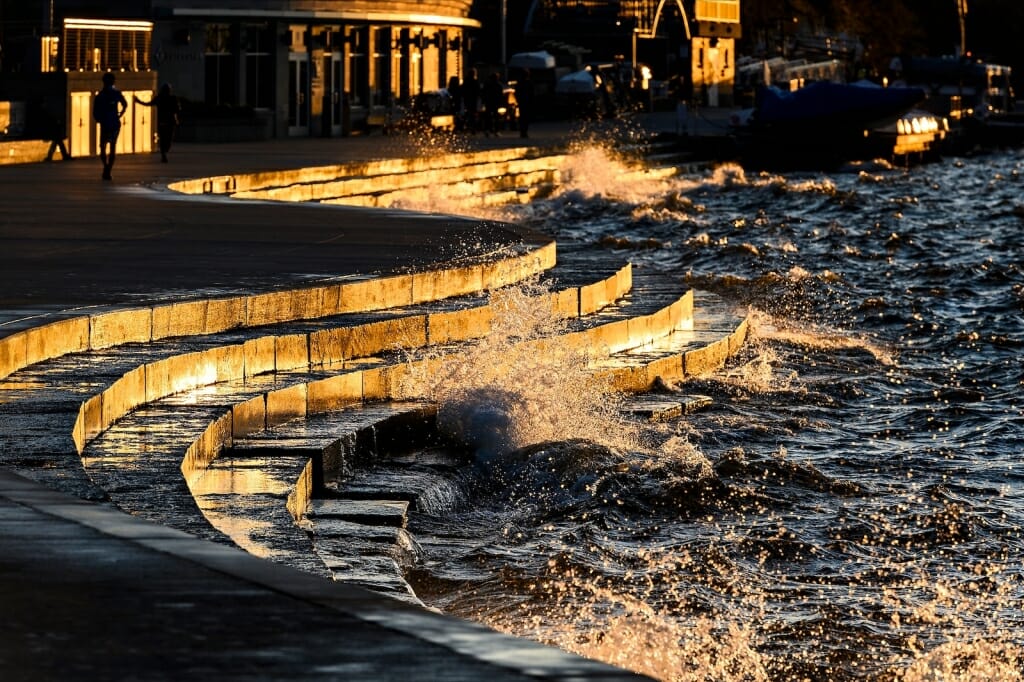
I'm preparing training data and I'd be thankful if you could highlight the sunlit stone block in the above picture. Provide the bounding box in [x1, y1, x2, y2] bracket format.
[364, 364, 403, 401]
[344, 317, 426, 360]
[90, 308, 152, 349]
[684, 337, 730, 376]
[24, 317, 89, 366]
[412, 264, 485, 304]
[307, 372, 362, 415]
[246, 290, 296, 327]
[232, 395, 266, 438]
[427, 307, 492, 345]
[205, 296, 246, 333]
[580, 278, 614, 314]
[287, 460, 316, 521]
[670, 291, 695, 329]
[213, 344, 244, 383]
[594, 365, 649, 393]
[243, 336, 276, 377]
[729, 317, 749, 355]
[266, 383, 307, 428]
[338, 274, 414, 313]
[102, 365, 146, 431]
[72, 408, 86, 454]
[152, 300, 207, 340]
[616, 263, 633, 297]
[183, 412, 233, 484]
[275, 333, 310, 372]
[627, 314, 656, 347]
[80, 393, 104, 448]
[0, 331, 28, 379]
[309, 327, 349, 366]
[646, 354, 684, 383]
[549, 287, 579, 319]
[590, 318, 631, 354]
[315, 284, 343, 317]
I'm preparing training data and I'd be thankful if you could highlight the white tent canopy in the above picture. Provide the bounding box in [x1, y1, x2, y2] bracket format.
[555, 70, 597, 94]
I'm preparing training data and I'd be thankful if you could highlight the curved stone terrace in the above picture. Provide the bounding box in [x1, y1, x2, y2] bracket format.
[0, 116, 738, 679]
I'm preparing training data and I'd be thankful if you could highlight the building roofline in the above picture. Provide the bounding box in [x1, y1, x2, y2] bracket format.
[160, 8, 480, 29]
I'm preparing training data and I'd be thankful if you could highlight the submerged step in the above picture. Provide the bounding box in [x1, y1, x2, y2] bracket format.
[309, 498, 410, 528]
[626, 394, 714, 422]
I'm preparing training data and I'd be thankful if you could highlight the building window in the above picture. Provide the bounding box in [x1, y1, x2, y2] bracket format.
[695, 0, 740, 23]
[62, 18, 152, 72]
[244, 23, 273, 108]
[346, 27, 368, 108]
[205, 23, 236, 105]
[371, 27, 390, 109]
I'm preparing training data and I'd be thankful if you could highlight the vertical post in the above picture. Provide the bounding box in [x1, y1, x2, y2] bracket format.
[501, 0, 507, 79]
[957, 0, 968, 57]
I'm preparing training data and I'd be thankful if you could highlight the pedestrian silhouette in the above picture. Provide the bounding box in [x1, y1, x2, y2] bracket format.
[31, 97, 69, 161]
[482, 73, 504, 136]
[93, 72, 127, 180]
[462, 69, 480, 133]
[514, 69, 535, 138]
[134, 83, 181, 163]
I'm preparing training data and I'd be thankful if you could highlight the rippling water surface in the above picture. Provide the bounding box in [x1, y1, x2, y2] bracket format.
[401, 147, 1024, 680]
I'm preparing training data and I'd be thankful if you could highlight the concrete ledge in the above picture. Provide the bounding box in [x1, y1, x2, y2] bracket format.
[307, 373, 363, 414]
[0, 240, 556, 383]
[153, 300, 209, 340]
[171, 146, 563, 197]
[25, 317, 90, 366]
[267, 383, 308, 428]
[232, 395, 267, 439]
[427, 307, 493, 345]
[90, 308, 153, 349]
[69, 257, 633, 456]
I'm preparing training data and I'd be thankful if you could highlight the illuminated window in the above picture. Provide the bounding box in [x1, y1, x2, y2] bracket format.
[62, 18, 152, 72]
[695, 0, 740, 22]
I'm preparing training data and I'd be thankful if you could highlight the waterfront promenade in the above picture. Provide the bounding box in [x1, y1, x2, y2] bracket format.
[0, 119, 664, 679]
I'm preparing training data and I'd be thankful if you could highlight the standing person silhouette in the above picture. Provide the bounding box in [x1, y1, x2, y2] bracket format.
[134, 83, 181, 163]
[93, 72, 127, 180]
[514, 69, 535, 138]
[461, 68, 481, 133]
[481, 72, 504, 136]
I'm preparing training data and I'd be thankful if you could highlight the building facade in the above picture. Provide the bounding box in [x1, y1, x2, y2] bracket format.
[0, 0, 477, 152]
[520, 0, 741, 105]
[149, 1, 477, 138]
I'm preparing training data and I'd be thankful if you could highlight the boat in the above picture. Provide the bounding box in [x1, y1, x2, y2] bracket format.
[732, 80, 930, 169]
[899, 56, 1024, 152]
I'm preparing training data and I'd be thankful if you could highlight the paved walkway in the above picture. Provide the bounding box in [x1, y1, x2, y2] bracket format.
[0, 118, 660, 679]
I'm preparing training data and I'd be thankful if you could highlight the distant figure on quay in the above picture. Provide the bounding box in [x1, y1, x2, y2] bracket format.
[514, 69, 535, 138]
[135, 83, 182, 163]
[92, 72, 127, 180]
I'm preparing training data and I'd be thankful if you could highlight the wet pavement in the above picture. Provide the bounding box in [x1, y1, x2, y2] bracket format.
[0, 115, 666, 679]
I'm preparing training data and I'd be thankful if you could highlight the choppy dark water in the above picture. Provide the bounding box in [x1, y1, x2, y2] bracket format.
[403, 149, 1024, 680]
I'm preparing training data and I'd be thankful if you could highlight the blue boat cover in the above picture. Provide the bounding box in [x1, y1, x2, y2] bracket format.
[756, 81, 925, 126]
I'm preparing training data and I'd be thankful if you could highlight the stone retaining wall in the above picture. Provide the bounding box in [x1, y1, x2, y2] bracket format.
[2, 241, 556, 382]
[179, 287, 716, 518]
[72, 261, 632, 454]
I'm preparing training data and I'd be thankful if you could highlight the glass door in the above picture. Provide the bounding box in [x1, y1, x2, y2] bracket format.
[288, 53, 310, 136]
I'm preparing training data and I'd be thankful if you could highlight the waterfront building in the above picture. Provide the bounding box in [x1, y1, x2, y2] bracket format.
[0, 0, 477, 152]
[508, 0, 740, 106]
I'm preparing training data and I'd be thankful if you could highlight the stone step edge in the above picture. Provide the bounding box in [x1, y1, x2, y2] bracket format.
[166, 145, 566, 196]
[71, 262, 634, 454]
[230, 155, 568, 204]
[0, 240, 556, 382]
[196, 305, 746, 582]
[178, 291, 736, 526]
